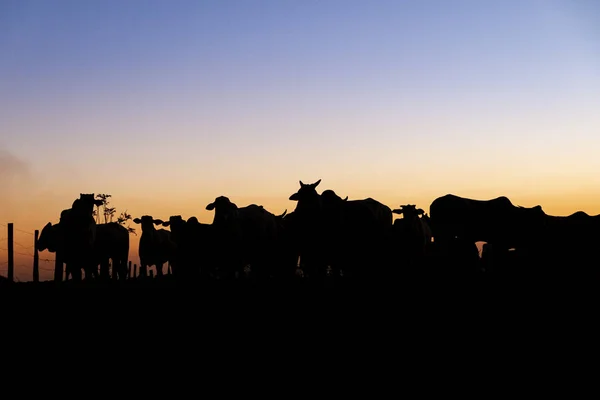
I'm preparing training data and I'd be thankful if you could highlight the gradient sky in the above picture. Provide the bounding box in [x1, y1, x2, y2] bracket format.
[2, 0, 600, 281]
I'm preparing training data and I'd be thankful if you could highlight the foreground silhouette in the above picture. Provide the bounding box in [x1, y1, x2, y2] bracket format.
[17, 180, 600, 287]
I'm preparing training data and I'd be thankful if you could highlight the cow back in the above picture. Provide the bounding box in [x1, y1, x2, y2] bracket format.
[235, 205, 279, 242]
[342, 198, 392, 234]
[95, 223, 130, 259]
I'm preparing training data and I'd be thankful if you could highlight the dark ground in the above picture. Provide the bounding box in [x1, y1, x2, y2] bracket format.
[0, 271, 594, 358]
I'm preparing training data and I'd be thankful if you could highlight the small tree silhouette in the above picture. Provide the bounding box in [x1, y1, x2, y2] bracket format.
[95, 193, 114, 223]
[117, 210, 137, 235]
[92, 193, 137, 235]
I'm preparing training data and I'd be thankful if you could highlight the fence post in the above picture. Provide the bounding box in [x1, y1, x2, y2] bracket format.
[33, 229, 39, 283]
[7, 223, 14, 282]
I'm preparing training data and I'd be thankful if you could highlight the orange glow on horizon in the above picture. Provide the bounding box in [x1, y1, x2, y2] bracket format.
[2, 181, 600, 282]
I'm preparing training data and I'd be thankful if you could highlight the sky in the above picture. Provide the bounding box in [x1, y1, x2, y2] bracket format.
[1, 0, 600, 281]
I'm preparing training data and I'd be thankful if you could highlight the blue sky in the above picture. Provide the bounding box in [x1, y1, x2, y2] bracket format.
[2, 0, 600, 194]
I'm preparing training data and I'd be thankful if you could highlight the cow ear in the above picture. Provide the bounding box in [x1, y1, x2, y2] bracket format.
[153, 219, 164, 225]
[392, 209, 403, 214]
[133, 218, 141, 224]
[93, 199, 103, 206]
[206, 202, 215, 210]
[313, 179, 321, 188]
[343, 196, 348, 201]
[162, 221, 170, 227]
[289, 193, 299, 201]
[299, 180, 304, 186]
[417, 208, 424, 215]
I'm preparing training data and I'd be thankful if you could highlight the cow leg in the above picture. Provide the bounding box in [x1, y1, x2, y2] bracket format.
[156, 263, 163, 276]
[111, 259, 118, 280]
[139, 264, 148, 278]
[111, 259, 121, 280]
[100, 260, 110, 280]
[116, 259, 127, 281]
[63, 263, 70, 281]
[85, 262, 98, 280]
[302, 252, 327, 280]
[70, 264, 82, 281]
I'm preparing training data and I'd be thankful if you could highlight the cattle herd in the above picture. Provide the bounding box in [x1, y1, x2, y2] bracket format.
[34, 179, 600, 283]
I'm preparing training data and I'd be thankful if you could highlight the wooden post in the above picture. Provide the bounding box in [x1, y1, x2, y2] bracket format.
[33, 229, 39, 283]
[54, 255, 63, 282]
[7, 223, 14, 282]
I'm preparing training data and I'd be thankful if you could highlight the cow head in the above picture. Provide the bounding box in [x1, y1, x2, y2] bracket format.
[162, 215, 184, 228]
[515, 204, 546, 221]
[289, 179, 321, 201]
[321, 189, 347, 202]
[206, 196, 237, 211]
[59, 196, 101, 263]
[321, 189, 349, 211]
[206, 196, 239, 224]
[76, 193, 104, 214]
[289, 180, 324, 216]
[392, 204, 424, 219]
[133, 215, 164, 232]
[37, 222, 61, 252]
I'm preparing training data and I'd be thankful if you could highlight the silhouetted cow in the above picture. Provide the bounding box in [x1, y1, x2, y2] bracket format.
[272, 209, 302, 279]
[162, 215, 214, 279]
[288, 180, 335, 279]
[37, 220, 130, 281]
[289, 180, 393, 279]
[429, 194, 545, 272]
[133, 215, 175, 278]
[392, 204, 433, 271]
[206, 196, 280, 279]
[60, 194, 104, 280]
[162, 215, 187, 276]
[94, 222, 130, 280]
[528, 210, 600, 280]
[183, 216, 215, 279]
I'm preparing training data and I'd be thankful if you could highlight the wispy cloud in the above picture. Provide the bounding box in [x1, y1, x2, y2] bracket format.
[0, 148, 30, 184]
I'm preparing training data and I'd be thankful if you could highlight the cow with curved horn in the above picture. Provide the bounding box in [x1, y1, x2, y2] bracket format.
[288, 179, 330, 279]
[289, 180, 393, 279]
